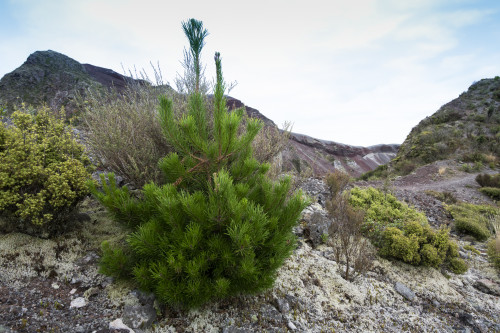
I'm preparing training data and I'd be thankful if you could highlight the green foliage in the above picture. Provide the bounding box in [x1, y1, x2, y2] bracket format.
[480, 187, 500, 200]
[350, 187, 466, 273]
[448, 257, 469, 274]
[464, 244, 481, 255]
[181, 18, 209, 93]
[349, 187, 427, 234]
[487, 236, 500, 271]
[446, 203, 498, 241]
[378, 221, 464, 271]
[358, 164, 388, 181]
[90, 41, 307, 309]
[0, 105, 92, 236]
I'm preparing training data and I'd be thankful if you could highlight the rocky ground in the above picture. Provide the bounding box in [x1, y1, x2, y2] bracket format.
[1, 161, 499, 333]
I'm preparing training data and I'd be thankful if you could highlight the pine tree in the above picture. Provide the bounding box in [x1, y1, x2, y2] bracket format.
[89, 20, 307, 309]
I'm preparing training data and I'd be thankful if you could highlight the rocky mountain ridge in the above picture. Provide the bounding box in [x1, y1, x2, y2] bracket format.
[0, 50, 398, 177]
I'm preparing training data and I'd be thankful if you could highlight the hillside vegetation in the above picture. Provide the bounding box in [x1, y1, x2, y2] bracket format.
[393, 77, 500, 174]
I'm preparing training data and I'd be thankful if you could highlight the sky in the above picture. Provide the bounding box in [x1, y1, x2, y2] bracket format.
[1, 0, 500, 146]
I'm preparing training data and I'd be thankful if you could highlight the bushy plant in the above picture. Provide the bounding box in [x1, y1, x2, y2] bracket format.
[349, 187, 427, 237]
[0, 105, 92, 236]
[446, 203, 498, 241]
[89, 21, 307, 309]
[350, 187, 466, 273]
[475, 173, 500, 188]
[379, 221, 466, 273]
[82, 77, 175, 187]
[480, 187, 500, 200]
[325, 170, 351, 196]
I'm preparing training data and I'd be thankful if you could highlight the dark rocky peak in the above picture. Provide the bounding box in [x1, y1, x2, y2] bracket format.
[25, 50, 86, 73]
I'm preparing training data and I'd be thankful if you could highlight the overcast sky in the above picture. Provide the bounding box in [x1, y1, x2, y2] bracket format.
[1, 0, 500, 146]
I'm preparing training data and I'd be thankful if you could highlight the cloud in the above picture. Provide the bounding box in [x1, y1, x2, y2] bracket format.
[1, 0, 499, 146]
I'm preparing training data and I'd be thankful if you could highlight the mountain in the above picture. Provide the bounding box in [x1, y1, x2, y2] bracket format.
[393, 77, 500, 173]
[224, 96, 399, 176]
[0, 50, 145, 116]
[0, 50, 398, 176]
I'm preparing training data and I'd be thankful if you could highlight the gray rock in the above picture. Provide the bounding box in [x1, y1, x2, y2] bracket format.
[130, 290, 155, 306]
[259, 304, 283, 324]
[222, 327, 253, 333]
[122, 303, 156, 329]
[275, 297, 290, 314]
[75, 251, 100, 266]
[459, 251, 470, 259]
[303, 211, 331, 248]
[0, 325, 14, 333]
[473, 279, 500, 296]
[394, 282, 416, 301]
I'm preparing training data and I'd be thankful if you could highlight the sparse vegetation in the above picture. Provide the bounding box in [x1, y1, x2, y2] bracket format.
[325, 171, 372, 281]
[0, 105, 92, 236]
[425, 190, 458, 204]
[82, 81, 174, 187]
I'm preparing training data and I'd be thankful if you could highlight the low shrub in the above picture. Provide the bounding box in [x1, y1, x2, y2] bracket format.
[326, 183, 372, 281]
[82, 82, 174, 187]
[0, 105, 92, 236]
[425, 190, 457, 204]
[358, 164, 388, 181]
[480, 187, 500, 200]
[379, 221, 465, 273]
[350, 187, 467, 273]
[325, 170, 351, 197]
[394, 160, 417, 175]
[446, 203, 498, 241]
[475, 173, 500, 188]
[349, 187, 427, 240]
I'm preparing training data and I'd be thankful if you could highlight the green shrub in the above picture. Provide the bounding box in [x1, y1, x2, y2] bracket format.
[487, 235, 500, 271]
[350, 187, 466, 272]
[378, 221, 464, 270]
[349, 187, 427, 233]
[448, 257, 468, 274]
[0, 105, 92, 236]
[358, 164, 388, 181]
[480, 187, 500, 200]
[446, 203, 498, 241]
[89, 23, 307, 309]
